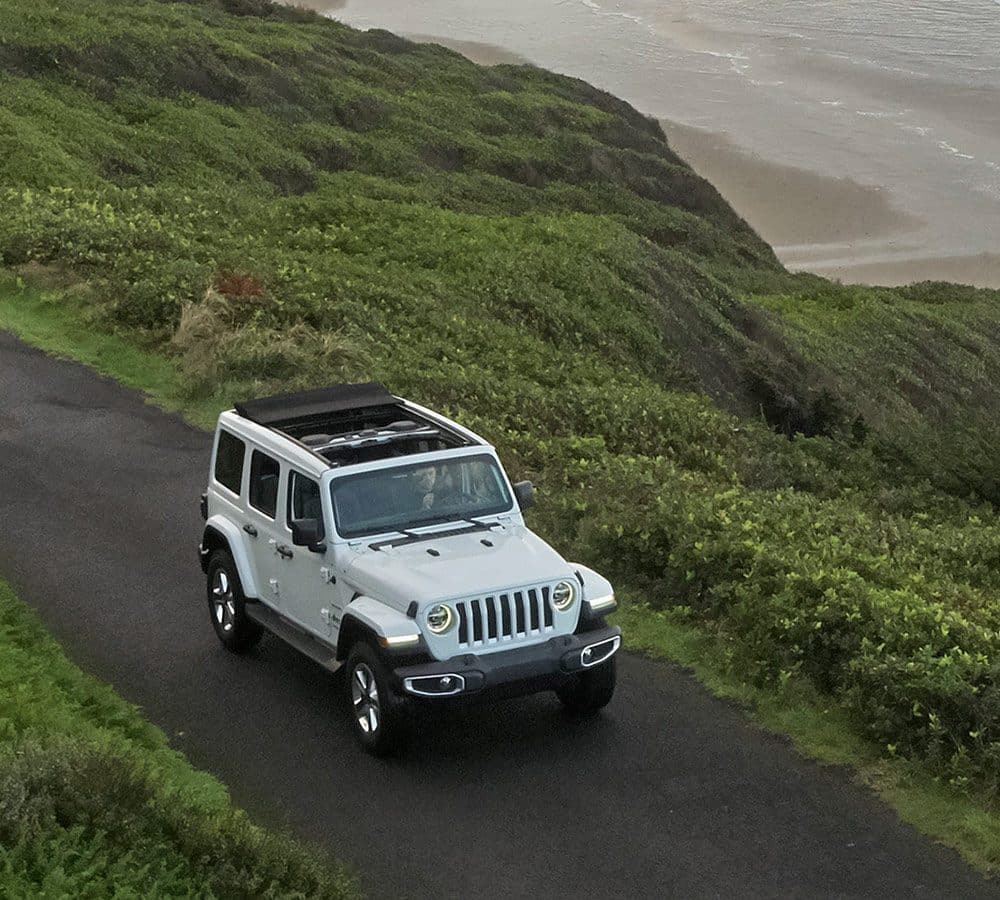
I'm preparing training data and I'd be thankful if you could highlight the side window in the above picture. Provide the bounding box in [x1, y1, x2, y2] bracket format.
[248, 450, 280, 518]
[287, 472, 325, 538]
[214, 430, 245, 495]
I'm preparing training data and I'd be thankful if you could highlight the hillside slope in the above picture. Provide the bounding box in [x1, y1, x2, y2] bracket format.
[4, 0, 1000, 801]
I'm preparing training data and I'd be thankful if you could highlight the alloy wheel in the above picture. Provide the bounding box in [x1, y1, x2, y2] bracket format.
[211, 569, 236, 633]
[351, 663, 381, 735]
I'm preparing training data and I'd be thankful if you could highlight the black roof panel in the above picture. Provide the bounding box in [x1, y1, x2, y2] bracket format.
[235, 382, 397, 426]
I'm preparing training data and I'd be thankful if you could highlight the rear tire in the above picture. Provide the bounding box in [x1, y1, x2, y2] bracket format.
[557, 656, 616, 716]
[207, 549, 263, 653]
[345, 642, 409, 756]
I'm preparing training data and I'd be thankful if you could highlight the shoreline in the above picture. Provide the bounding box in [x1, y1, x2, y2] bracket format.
[658, 120, 924, 251]
[800, 252, 1000, 289]
[655, 122, 1000, 287]
[296, 0, 347, 11]
[402, 33, 529, 66]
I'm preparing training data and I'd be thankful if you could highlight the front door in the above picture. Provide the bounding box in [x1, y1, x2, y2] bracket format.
[281, 470, 339, 636]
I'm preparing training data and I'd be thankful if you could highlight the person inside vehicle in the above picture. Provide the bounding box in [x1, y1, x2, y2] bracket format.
[411, 464, 440, 511]
[408, 463, 462, 512]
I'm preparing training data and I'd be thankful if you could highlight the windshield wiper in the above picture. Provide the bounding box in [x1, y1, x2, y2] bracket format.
[408, 514, 473, 528]
[409, 514, 503, 531]
[369, 517, 499, 551]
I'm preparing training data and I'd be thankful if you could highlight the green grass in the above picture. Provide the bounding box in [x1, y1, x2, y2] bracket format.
[0, 576, 359, 898]
[5, 0, 1000, 868]
[752, 283, 1000, 500]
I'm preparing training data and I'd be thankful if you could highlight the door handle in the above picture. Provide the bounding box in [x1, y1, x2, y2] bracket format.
[276, 544, 294, 560]
[243, 523, 258, 537]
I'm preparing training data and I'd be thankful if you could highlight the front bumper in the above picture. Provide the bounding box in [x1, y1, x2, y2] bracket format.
[392, 625, 620, 701]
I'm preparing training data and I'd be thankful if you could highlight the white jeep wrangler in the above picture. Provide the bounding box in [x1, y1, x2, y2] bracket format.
[198, 383, 620, 754]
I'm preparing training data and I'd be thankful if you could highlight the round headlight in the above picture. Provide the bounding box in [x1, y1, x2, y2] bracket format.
[426, 603, 454, 634]
[552, 581, 576, 612]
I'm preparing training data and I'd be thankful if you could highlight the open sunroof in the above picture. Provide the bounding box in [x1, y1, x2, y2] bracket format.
[235, 382, 397, 427]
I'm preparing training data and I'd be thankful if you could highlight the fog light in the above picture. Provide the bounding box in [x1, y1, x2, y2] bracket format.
[581, 636, 621, 668]
[403, 673, 466, 697]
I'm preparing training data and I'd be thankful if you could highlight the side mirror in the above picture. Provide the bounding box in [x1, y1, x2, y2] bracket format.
[513, 480, 535, 511]
[291, 518, 326, 553]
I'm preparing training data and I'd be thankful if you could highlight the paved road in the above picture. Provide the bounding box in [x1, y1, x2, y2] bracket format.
[1, 330, 998, 900]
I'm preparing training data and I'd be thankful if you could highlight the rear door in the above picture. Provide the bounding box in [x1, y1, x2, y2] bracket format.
[244, 448, 287, 612]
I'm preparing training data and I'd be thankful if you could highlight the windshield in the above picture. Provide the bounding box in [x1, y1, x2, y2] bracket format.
[331, 454, 514, 538]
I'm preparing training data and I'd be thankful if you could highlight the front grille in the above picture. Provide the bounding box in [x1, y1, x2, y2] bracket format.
[456, 586, 555, 649]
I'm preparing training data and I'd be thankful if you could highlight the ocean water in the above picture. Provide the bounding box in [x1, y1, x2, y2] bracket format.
[331, 0, 1000, 276]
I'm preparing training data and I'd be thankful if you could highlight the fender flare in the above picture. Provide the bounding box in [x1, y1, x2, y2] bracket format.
[569, 563, 617, 616]
[201, 515, 260, 599]
[337, 596, 422, 659]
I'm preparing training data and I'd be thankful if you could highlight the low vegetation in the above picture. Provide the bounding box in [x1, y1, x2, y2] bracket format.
[4, 0, 1000, 861]
[0, 579, 358, 897]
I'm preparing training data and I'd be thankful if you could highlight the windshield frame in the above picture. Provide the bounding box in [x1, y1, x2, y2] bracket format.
[326, 449, 516, 541]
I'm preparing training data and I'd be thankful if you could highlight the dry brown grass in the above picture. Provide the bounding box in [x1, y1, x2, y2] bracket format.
[171, 286, 363, 395]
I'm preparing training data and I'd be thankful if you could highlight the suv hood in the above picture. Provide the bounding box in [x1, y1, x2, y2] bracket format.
[343, 525, 573, 612]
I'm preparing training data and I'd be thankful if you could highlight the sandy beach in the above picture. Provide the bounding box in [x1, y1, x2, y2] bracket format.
[297, 0, 1000, 289]
[401, 34, 528, 67]
[802, 253, 1000, 289]
[298, 0, 346, 12]
[659, 123, 919, 250]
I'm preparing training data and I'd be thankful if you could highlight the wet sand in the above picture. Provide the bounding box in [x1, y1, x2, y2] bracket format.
[659, 121, 922, 248]
[295, 0, 346, 12]
[651, 122, 1000, 286]
[402, 34, 529, 66]
[804, 253, 1000, 290]
[635, 120, 1000, 289]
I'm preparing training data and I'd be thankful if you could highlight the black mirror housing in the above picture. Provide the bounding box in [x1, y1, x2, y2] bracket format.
[513, 480, 535, 511]
[291, 518, 325, 552]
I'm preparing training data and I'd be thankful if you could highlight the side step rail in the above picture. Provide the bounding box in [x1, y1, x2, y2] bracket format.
[245, 602, 341, 673]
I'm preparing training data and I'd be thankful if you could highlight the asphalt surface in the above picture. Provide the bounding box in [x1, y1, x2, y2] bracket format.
[2, 329, 998, 900]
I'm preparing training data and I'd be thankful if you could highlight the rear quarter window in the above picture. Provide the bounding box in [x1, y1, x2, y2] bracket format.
[214, 430, 245, 494]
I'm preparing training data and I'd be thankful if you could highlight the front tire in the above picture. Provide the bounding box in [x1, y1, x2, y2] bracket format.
[207, 549, 263, 653]
[557, 656, 617, 716]
[345, 642, 409, 756]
